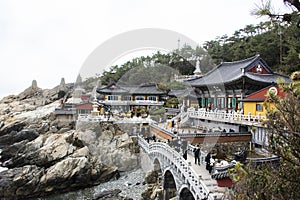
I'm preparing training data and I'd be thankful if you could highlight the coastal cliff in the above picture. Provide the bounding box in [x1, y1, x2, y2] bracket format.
[0, 80, 140, 199]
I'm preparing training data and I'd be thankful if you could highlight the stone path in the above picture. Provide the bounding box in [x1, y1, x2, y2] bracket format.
[186, 152, 226, 193]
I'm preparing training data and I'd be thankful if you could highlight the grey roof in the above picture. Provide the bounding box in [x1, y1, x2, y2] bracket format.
[123, 85, 165, 95]
[245, 73, 290, 83]
[97, 83, 128, 94]
[186, 55, 290, 87]
[168, 88, 199, 98]
[97, 83, 165, 95]
[54, 109, 76, 115]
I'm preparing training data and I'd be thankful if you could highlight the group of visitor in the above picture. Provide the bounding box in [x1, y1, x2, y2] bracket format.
[205, 152, 216, 174]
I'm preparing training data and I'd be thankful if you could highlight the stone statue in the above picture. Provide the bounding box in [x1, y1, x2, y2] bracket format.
[31, 80, 38, 91]
[193, 58, 201, 75]
[181, 101, 185, 113]
[75, 74, 82, 86]
[59, 78, 67, 91]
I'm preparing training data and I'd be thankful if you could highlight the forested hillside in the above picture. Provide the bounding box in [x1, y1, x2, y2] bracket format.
[204, 13, 300, 75]
[97, 12, 299, 86]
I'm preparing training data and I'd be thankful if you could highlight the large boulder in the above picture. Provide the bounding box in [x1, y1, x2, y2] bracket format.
[0, 132, 120, 199]
[3, 132, 78, 168]
[76, 121, 140, 171]
[0, 158, 119, 199]
[0, 165, 45, 198]
[141, 170, 163, 200]
[0, 120, 27, 137]
[0, 140, 29, 163]
[0, 128, 39, 146]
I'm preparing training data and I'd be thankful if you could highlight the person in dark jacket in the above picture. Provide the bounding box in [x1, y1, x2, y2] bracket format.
[193, 145, 201, 165]
[183, 149, 187, 160]
[205, 152, 211, 170]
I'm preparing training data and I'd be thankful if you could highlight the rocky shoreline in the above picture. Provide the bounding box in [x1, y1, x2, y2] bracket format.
[0, 123, 125, 199]
[0, 80, 141, 199]
[36, 168, 148, 200]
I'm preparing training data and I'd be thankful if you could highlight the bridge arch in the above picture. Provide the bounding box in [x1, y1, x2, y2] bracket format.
[163, 169, 177, 200]
[179, 186, 195, 200]
[138, 136, 224, 200]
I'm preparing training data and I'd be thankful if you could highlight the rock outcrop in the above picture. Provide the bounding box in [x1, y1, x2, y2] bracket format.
[0, 79, 72, 122]
[141, 170, 163, 200]
[0, 80, 139, 199]
[0, 131, 119, 199]
[76, 121, 140, 172]
[93, 189, 134, 200]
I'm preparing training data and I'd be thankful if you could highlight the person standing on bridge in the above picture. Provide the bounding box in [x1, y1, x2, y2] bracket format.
[205, 152, 211, 171]
[193, 145, 201, 165]
[183, 149, 187, 160]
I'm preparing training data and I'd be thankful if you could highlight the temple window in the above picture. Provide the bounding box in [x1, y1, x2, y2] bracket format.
[232, 98, 237, 108]
[136, 96, 145, 100]
[228, 98, 231, 108]
[217, 97, 225, 109]
[207, 98, 211, 107]
[108, 95, 118, 101]
[148, 96, 157, 101]
[201, 98, 205, 107]
[256, 104, 263, 112]
[122, 96, 132, 101]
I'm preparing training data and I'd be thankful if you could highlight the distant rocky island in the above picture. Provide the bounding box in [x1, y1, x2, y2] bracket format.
[0, 79, 142, 199]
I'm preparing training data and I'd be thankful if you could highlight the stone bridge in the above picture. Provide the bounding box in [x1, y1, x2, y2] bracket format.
[138, 136, 225, 200]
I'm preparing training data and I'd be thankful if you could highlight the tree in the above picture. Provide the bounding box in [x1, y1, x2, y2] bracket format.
[229, 71, 300, 199]
[263, 71, 300, 199]
[251, 0, 300, 26]
[203, 17, 300, 75]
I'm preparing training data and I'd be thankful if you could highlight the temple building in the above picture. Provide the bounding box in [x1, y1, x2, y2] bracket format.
[97, 83, 166, 114]
[186, 54, 290, 112]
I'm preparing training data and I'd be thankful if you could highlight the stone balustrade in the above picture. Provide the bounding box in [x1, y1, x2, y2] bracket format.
[138, 136, 223, 200]
[187, 108, 266, 126]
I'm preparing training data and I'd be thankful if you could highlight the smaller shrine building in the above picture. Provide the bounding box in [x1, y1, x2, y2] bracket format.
[97, 83, 166, 114]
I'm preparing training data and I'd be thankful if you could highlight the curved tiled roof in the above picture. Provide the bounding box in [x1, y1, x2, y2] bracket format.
[245, 73, 290, 84]
[168, 88, 199, 98]
[242, 85, 286, 102]
[186, 55, 290, 87]
[123, 85, 165, 95]
[97, 83, 165, 95]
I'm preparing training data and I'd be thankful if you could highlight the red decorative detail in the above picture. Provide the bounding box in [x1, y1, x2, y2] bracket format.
[81, 95, 90, 101]
[244, 86, 286, 100]
[247, 64, 270, 74]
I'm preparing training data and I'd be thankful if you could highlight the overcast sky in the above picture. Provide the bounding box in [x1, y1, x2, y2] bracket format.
[0, 0, 292, 98]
